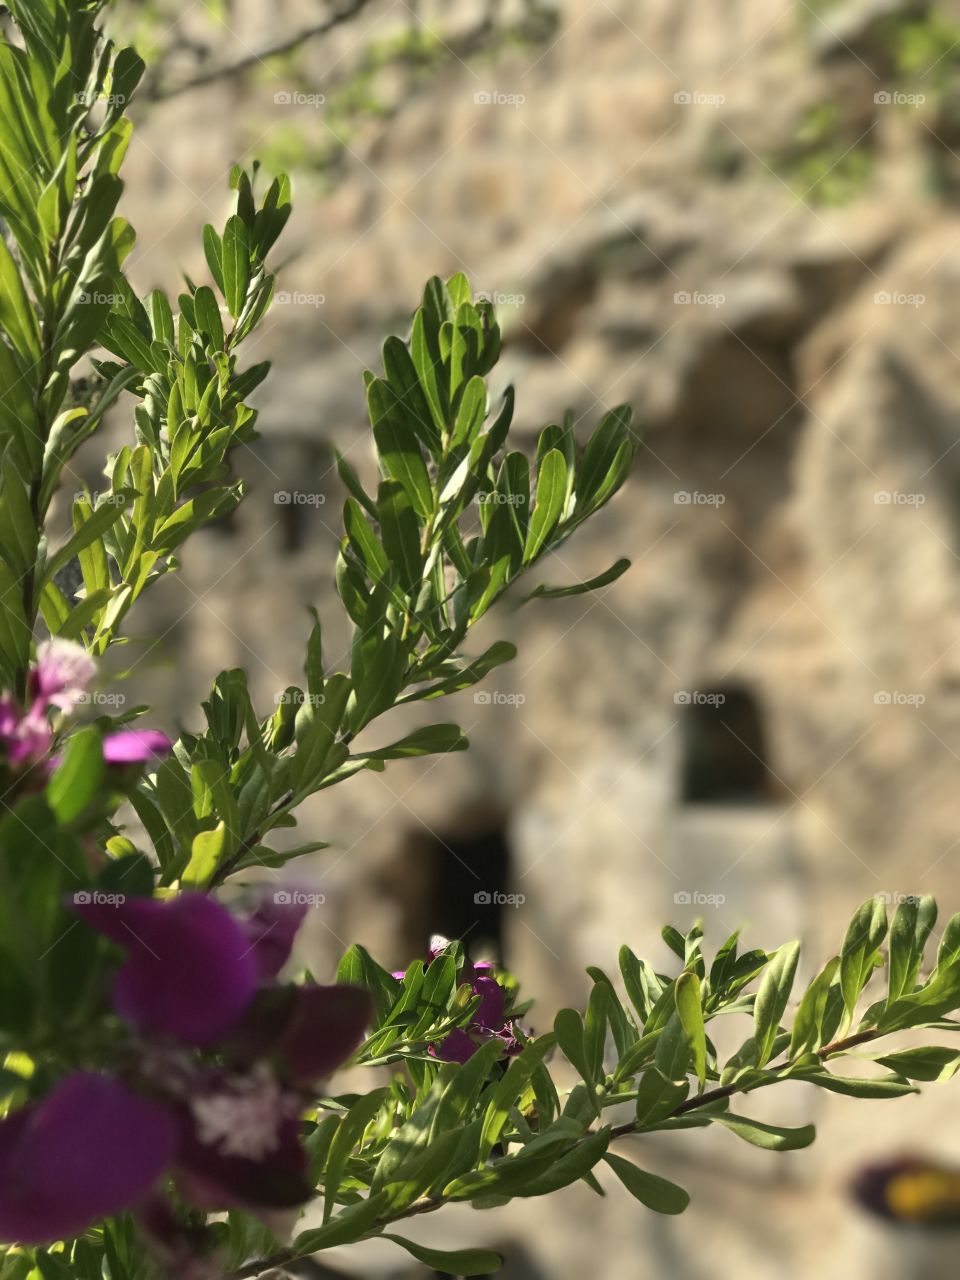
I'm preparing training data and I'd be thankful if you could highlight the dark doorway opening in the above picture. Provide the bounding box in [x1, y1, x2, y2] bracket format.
[680, 685, 772, 804]
[402, 815, 514, 962]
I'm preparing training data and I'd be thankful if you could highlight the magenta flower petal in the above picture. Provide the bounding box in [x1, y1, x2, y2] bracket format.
[177, 1107, 310, 1210]
[0, 1073, 176, 1244]
[471, 975, 506, 1031]
[103, 729, 172, 764]
[29, 639, 96, 714]
[434, 1028, 479, 1064]
[0, 695, 52, 764]
[74, 895, 259, 1045]
[244, 897, 309, 979]
[278, 985, 372, 1084]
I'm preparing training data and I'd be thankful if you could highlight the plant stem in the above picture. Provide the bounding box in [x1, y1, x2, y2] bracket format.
[228, 1025, 888, 1279]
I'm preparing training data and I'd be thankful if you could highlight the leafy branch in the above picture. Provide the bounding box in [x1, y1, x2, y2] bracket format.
[126, 269, 637, 891]
[224, 896, 960, 1278]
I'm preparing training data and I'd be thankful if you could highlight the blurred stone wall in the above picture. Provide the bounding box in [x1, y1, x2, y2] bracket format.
[79, 0, 960, 1274]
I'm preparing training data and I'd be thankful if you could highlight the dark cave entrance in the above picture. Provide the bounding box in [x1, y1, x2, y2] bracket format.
[679, 684, 772, 804]
[400, 814, 515, 962]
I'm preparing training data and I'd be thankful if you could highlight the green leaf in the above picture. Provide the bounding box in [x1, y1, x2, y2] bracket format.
[203, 224, 225, 293]
[675, 971, 707, 1086]
[355, 723, 468, 761]
[181, 822, 227, 889]
[148, 290, 175, 345]
[789, 955, 840, 1057]
[635, 1013, 690, 1127]
[619, 945, 662, 1024]
[343, 498, 389, 580]
[584, 982, 609, 1082]
[410, 308, 449, 435]
[292, 674, 350, 793]
[873, 1046, 960, 1082]
[221, 214, 250, 318]
[381, 334, 441, 454]
[100, 314, 156, 372]
[322, 1088, 392, 1222]
[754, 940, 800, 1066]
[448, 1122, 608, 1200]
[294, 1192, 389, 1252]
[888, 895, 936, 1004]
[399, 640, 517, 704]
[576, 405, 633, 508]
[713, 1114, 816, 1151]
[368, 378, 434, 519]
[451, 373, 487, 448]
[517, 1126, 612, 1196]
[524, 448, 567, 563]
[193, 285, 225, 349]
[555, 1007, 599, 1097]
[0, 234, 40, 362]
[479, 1033, 557, 1160]
[46, 727, 104, 824]
[349, 632, 406, 736]
[0, 456, 37, 575]
[603, 1153, 689, 1214]
[840, 897, 888, 1024]
[335, 448, 378, 517]
[377, 479, 423, 592]
[801, 1070, 917, 1098]
[43, 492, 133, 586]
[382, 1235, 502, 1276]
[523, 557, 631, 601]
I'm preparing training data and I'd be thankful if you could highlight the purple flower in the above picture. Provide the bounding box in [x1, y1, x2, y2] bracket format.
[0, 641, 170, 775]
[75, 894, 262, 1045]
[402, 936, 520, 1063]
[29, 639, 96, 715]
[244, 896, 310, 979]
[0, 895, 372, 1246]
[102, 728, 173, 765]
[0, 1074, 176, 1244]
[0, 694, 52, 765]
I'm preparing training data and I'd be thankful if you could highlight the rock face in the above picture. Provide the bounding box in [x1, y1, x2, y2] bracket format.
[94, 0, 960, 1275]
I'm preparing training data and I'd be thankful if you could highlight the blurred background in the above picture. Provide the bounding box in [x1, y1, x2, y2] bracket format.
[83, 0, 960, 1274]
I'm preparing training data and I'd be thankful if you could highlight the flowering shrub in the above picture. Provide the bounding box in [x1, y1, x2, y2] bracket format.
[0, 3, 958, 1278]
